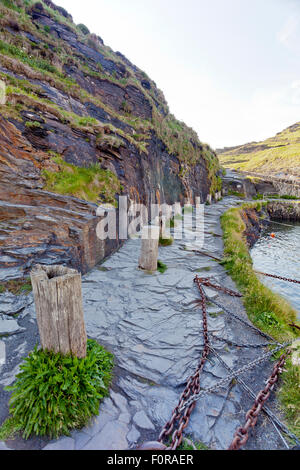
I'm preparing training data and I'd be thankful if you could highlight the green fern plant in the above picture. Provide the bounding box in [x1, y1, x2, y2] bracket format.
[6, 339, 114, 439]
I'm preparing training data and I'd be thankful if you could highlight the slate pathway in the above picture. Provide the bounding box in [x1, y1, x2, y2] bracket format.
[0, 197, 287, 450]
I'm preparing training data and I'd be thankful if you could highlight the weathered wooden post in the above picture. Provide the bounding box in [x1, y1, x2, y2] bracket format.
[139, 225, 159, 271]
[31, 264, 87, 358]
[195, 196, 201, 205]
[174, 202, 182, 216]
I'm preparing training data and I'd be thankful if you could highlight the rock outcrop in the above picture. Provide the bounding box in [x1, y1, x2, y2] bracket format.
[0, 0, 220, 279]
[267, 201, 300, 221]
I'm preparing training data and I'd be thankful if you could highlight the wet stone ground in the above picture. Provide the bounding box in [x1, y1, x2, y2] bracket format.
[0, 197, 287, 450]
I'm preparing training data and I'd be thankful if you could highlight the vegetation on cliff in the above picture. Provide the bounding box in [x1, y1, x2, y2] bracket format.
[221, 202, 300, 437]
[42, 155, 122, 204]
[0, 0, 220, 202]
[218, 122, 300, 178]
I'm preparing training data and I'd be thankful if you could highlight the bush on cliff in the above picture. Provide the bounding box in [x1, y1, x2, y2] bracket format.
[77, 23, 90, 35]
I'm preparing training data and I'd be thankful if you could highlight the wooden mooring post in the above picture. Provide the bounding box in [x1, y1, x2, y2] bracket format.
[139, 225, 159, 271]
[31, 264, 87, 358]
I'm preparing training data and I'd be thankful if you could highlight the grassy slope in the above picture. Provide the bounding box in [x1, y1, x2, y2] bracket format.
[220, 202, 300, 438]
[218, 123, 300, 177]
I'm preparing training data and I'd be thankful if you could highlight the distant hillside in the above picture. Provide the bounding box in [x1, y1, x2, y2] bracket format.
[218, 122, 300, 178]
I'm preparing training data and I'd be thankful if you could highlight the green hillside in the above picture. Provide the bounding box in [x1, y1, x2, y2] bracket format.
[218, 122, 300, 178]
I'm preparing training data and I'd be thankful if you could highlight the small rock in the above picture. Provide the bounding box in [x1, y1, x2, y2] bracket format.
[127, 426, 140, 443]
[82, 421, 128, 450]
[133, 410, 155, 430]
[0, 318, 24, 336]
[0, 292, 32, 316]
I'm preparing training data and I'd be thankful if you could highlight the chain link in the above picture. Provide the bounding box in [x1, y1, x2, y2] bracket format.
[210, 346, 300, 447]
[156, 278, 210, 450]
[255, 270, 300, 285]
[177, 342, 290, 413]
[205, 333, 273, 349]
[206, 296, 278, 343]
[228, 349, 291, 450]
[194, 276, 243, 298]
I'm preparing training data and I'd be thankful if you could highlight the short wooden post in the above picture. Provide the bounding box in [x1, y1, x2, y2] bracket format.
[31, 264, 87, 358]
[195, 196, 201, 205]
[207, 194, 212, 204]
[139, 226, 159, 271]
[174, 202, 182, 216]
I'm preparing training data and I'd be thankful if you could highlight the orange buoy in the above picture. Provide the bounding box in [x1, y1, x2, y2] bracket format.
[270, 232, 275, 238]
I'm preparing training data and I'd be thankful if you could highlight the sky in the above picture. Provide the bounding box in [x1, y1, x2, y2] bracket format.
[55, 0, 300, 149]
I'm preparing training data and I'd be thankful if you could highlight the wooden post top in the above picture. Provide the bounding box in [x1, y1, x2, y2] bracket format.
[31, 264, 80, 282]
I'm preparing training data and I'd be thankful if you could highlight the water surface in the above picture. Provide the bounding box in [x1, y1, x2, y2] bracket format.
[250, 220, 300, 319]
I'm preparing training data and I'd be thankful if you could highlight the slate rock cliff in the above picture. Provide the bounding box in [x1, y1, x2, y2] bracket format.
[0, 0, 220, 278]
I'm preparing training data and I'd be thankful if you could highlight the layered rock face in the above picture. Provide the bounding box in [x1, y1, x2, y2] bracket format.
[0, 0, 220, 278]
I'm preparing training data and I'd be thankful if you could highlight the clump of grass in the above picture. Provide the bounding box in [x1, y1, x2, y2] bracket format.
[157, 260, 167, 273]
[182, 206, 193, 213]
[0, 39, 59, 75]
[166, 218, 175, 228]
[278, 358, 300, 437]
[25, 120, 42, 129]
[159, 236, 173, 246]
[227, 190, 246, 198]
[0, 416, 18, 440]
[252, 193, 264, 200]
[5, 339, 114, 439]
[220, 202, 299, 437]
[0, 278, 32, 295]
[177, 436, 209, 450]
[42, 156, 121, 205]
[77, 23, 90, 35]
[195, 266, 211, 272]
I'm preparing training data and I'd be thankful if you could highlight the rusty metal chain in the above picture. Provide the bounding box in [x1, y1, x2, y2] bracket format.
[207, 296, 278, 343]
[228, 349, 291, 450]
[210, 346, 300, 447]
[190, 249, 222, 262]
[158, 277, 210, 450]
[255, 270, 300, 285]
[194, 276, 243, 298]
[205, 333, 273, 349]
[177, 342, 291, 413]
[138, 276, 291, 451]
